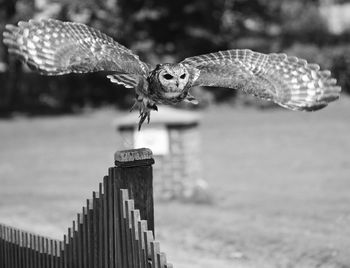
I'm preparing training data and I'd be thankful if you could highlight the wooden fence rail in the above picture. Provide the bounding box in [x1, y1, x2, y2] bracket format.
[0, 148, 173, 268]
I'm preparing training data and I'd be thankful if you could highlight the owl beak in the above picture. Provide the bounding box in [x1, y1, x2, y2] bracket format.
[176, 80, 179, 87]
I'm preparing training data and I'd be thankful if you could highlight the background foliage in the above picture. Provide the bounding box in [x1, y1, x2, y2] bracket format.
[0, 0, 349, 115]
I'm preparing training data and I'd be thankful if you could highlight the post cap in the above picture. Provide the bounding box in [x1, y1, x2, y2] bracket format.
[114, 148, 154, 167]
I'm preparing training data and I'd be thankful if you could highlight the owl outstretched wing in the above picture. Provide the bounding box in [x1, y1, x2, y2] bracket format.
[3, 19, 149, 79]
[181, 49, 341, 111]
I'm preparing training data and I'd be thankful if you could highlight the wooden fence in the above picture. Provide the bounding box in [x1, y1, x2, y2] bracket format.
[0, 148, 173, 268]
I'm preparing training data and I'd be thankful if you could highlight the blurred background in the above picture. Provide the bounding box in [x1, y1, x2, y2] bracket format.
[1, 0, 350, 112]
[0, 0, 349, 267]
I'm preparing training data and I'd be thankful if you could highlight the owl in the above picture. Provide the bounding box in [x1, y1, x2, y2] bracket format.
[3, 19, 341, 129]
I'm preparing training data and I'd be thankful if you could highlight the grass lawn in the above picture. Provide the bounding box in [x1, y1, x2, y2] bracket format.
[0, 96, 349, 268]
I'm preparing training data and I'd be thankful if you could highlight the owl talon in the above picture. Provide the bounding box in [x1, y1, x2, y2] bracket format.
[138, 111, 150, 130]
[148, 103, 158, 111]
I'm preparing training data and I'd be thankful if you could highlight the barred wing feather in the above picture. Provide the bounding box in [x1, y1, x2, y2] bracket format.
[182, 49, 341, 111]
[3, 19, 149, 76]
[107, 73, 141, 88]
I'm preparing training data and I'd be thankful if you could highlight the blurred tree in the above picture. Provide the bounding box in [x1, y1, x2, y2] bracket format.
[0, 0, 31, 115]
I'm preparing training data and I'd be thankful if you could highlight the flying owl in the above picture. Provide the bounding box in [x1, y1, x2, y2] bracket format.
[3, 19, 341, 129]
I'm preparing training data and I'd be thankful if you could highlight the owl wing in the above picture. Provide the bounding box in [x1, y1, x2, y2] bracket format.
[3, 19, 149, 79]
[181, 49, 341, 111]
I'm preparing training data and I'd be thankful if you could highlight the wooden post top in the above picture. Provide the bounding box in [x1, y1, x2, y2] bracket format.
[114, 148, 155, 167]
[114, 147, 155, 232]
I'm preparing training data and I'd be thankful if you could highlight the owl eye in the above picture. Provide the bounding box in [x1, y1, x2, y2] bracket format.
[163, 74, 173, 80]
[180, 73, 186, 79]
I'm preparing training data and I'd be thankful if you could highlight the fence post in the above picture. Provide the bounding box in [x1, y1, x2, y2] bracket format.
[114, 148, 155, 233]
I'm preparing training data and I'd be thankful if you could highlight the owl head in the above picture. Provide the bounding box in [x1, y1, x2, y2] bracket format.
[156, 63, 190, 98]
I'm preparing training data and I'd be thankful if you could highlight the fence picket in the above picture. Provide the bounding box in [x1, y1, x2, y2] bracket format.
[82, 207, 88, 268]
[113, 175, 122, 268]
[138, 220, 148, 268]
[131, 210, 141, 268]
[92, 191, 99, 268]
[151, 241, 160, 268]
[98, 183, 105, 268]
[108, 168, 115, 268]
[119, 189, 129, 268]
[85, 200, 92, 268]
